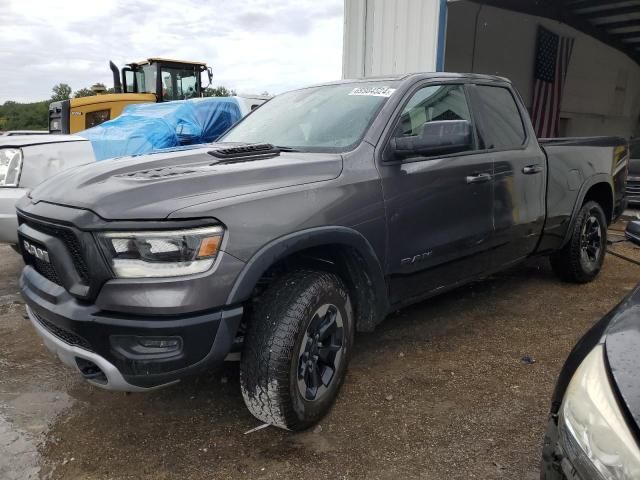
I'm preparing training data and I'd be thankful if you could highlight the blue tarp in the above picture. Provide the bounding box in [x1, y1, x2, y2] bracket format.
[79, 97, 242, 161]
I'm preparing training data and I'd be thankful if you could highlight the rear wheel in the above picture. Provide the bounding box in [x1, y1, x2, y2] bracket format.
[551, 201, 607, 283]
[240, 270, 354, 430]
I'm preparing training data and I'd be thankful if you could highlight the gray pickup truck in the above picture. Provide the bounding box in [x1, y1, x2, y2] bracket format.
[16, 73, 627, 430]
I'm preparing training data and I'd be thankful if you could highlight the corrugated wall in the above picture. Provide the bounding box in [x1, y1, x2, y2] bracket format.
[342, 0, 443, 78]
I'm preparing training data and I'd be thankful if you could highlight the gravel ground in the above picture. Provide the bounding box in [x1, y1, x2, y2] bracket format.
[1, 221, 639, 480]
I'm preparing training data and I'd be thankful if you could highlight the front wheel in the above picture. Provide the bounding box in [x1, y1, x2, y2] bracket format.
[240, 270, 354, 430]
[550, 201, 607, 283]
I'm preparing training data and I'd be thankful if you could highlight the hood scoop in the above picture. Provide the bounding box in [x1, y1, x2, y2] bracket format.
[115, 166, 199, 180]
[208, 143, 280, 163]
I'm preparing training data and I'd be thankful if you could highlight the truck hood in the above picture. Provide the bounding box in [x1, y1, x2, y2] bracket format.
[29, 145, 343, 220]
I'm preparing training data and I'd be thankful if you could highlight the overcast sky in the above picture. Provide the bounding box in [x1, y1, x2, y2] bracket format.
[0, 0, 344, 103]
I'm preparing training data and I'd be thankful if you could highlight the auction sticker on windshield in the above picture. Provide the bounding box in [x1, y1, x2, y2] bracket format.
[349, 86, 396, 97]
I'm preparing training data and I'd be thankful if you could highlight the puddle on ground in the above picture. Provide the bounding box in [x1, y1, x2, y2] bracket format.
[0, 413, 40, 480]
[0, 384, 75, 480]
[0, 285, 77, 480]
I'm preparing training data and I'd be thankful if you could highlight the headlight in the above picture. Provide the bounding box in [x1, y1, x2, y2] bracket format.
[97, 226, 224, 278]
[0, 148, 23, 187]
[559, 344, 640, 479]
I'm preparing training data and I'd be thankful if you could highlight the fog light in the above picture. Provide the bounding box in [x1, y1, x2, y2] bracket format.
[110, 335, 183, 360]
[139, 338, 180, 349]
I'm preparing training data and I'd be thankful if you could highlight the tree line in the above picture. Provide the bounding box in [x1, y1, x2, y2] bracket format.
[0, 83, 239, 131]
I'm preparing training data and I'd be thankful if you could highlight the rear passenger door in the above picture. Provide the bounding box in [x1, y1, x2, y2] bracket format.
[379, 83, 495, 305]
[467, 84, 547, 269]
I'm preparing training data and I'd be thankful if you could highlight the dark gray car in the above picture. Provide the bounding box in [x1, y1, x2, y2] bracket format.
[16, 73, 628, 430]
[541, 223, 640, 479]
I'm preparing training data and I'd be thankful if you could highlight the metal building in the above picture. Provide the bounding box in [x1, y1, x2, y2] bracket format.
[342, 0, 447, 77]
[342, 0, 640, 137]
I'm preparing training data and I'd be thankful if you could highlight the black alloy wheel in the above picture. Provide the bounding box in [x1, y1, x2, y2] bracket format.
[580, 214, 603, 268]
[550, 201, 608, 283]
[297, 303, 345, 402]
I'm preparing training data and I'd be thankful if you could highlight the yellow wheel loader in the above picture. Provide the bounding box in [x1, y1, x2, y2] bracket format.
[49, 58, 212, 134]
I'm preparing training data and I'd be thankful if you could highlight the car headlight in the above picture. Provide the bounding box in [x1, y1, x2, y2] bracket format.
[0, 148, 23, 187]
[559, 344, 640, 480]
[97, 226, 224, 278]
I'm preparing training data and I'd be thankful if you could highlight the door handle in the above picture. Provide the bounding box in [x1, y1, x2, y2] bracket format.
[523, 164, 543, 175]
[466, 173, 492, 184]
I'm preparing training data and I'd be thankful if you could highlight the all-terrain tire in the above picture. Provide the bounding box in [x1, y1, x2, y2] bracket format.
[550, 201, 607, 284]
[240, 270, 354, 431]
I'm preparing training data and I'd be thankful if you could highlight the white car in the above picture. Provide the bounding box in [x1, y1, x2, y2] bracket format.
[0, 135, 96, 245]
[1, 130, 49, 136]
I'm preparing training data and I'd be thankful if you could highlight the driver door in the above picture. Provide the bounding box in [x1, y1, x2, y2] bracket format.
[378, 83, 495, 305]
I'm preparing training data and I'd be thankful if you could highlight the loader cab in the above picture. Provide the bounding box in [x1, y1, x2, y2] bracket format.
[49, 58, 212, 134]
[122, 58, 212, 102]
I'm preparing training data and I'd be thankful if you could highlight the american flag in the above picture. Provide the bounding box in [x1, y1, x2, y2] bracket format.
[531, 27, 575, 138]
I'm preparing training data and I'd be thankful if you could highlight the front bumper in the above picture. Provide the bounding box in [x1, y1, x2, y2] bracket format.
[26, 305, 163, 392]
[21, 266, 243, 391]
[0, 187, 27, 244]
[627, 196, 640, 207]
[541, 416, 583, 480]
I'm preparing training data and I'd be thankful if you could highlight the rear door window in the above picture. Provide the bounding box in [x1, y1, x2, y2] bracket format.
[471, 86, 526, 150]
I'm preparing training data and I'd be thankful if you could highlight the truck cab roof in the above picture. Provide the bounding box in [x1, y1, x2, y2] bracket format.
[130, 58, 208, 67]
[336, 72, 512, 85]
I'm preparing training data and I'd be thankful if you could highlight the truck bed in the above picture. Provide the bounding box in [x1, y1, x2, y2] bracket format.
[537, 136, 628, 253]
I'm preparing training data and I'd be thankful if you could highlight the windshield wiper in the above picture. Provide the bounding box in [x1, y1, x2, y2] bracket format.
[275, 145, 301, 152]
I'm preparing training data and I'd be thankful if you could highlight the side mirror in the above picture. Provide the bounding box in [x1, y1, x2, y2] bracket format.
[626, 220, 640, 246]
[391, 120, 473, 159]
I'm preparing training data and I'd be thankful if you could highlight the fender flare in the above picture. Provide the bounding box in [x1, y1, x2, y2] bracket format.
[226, 226, 389, 328]
[561, 174, 614, 247]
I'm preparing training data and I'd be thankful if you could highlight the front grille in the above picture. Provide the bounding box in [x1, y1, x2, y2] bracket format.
[32, 311, 93, 352]
[18, 234, 62, 285]
[626, 180, 640, 196]
[18, 217, 89, 283]
[33, 253, 61, 285]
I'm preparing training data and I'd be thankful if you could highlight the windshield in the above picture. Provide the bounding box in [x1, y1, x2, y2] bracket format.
[133, 64, 200, 100]
[160, 66, 199, 101]
[220, 81, 399, 152]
